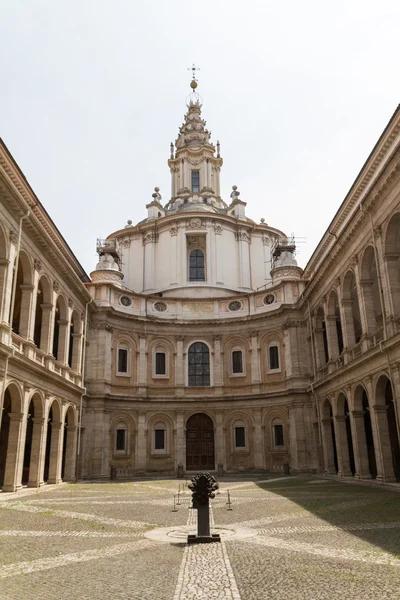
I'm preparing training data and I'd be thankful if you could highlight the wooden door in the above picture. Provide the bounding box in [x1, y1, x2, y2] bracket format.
[186, 413, 215, 470]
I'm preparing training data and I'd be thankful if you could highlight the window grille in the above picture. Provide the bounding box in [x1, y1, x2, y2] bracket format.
[189, 249, 205, 282]
[232, 350, 243, 374]
[235, 426, 246, 448]
[269, 345, 280, 370]
[118, 348, 128, 373]
[188, 342, 210, 386]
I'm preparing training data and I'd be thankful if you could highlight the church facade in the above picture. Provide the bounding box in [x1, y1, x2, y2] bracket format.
[0, 80, 400, 491]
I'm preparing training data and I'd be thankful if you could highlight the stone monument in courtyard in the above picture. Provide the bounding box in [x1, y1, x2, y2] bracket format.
[188, 472, 220, 544]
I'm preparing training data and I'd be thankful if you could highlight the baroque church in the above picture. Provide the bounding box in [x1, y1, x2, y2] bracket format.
[0, 75, 400, 492]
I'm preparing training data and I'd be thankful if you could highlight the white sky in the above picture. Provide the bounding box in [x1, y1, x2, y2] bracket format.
[1, 1, 399, 274]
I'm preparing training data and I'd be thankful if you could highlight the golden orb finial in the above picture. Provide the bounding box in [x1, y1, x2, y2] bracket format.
[190, 80, 198, 90]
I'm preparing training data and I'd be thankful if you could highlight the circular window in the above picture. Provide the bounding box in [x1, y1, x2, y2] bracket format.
[263, 294, 275, 305]
[120, 295, 132, 307]
[154, 301, 167, 312]
[228, 301, 242, 312]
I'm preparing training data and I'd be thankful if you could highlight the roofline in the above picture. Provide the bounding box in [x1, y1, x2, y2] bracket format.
[303, 103, 400, 276]
[0, 138, 90, 283]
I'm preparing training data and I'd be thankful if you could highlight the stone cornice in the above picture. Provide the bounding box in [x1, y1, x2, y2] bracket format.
[0, 140, 92, 301]
[303, 105, 400, 282]
[301, 143, 400, 302]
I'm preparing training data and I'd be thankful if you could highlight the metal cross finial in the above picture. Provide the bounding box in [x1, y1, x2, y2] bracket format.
[188, 63, 200, 81]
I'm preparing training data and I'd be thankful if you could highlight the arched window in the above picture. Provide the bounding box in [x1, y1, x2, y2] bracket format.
[116, 341, 130, 376]
[188, 342, 210, 386]
[268, 343, 280, 371]
[152, 421, 168, 454]
[232, 419, 248, 451]
[189, 250, 205, 282]
[231, 348, 244, 375]
[115, 421, 128, 455]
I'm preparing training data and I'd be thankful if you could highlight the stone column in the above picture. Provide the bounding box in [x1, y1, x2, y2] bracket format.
[215, 411, 225, 472]
[71, 332, 83, 373]
[175, 411, 185, 471]
[63, 424, 78, 482]
[169, 227, 178, 286]
[27, 416, 46, 487]
[2, 412, 24, 492]
[350, 410, 371, 479]
[236, 231, 251, 289]
[372, 406, 396, 482]
[325, 315, 339, 360]
[138, 336, 147, 396]
[364, 377, 383, 481]
[213, 335, 223, 391]
[321, 418, 336, 474]
[0, 258, 10, 326]
[288, 403, 307, 473]
[253, 409, 265, 470]
[250, 331, 261, 384]
[334, 416, 351, 477]
[18, 284, 34, 339]
[175, 337, 184, 395]
[39, 303, 54, 354]
[143, 233, 157, 292]
[56, 319, 70, 364]
[47, 421, 64, 484]
[341, 299, 356, 349]
[359, 280, 377, 335]
[215, 226, 223, 285]
[136, 412, 147, 474]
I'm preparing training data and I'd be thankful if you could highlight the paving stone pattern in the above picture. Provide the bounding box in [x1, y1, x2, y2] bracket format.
[0, 476, 399, 599]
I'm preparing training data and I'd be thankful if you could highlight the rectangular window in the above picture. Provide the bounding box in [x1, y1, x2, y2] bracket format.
[116, 429, 126, 451]
[155, 429, 165, 450]
[232, 350, 243, 374]
[155, 352, 166, 375]
[274, 424, 284, 447]
[269, 345, 280, 370]
[235, 427, 246, 448]
[118, 348, 128, 373]
[191, 170, 200, 192]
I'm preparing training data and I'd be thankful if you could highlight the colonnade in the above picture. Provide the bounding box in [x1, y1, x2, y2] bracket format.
[320, 374, 400, 482]
[0, 382, 78, 492]
[313, 212, 400, 372]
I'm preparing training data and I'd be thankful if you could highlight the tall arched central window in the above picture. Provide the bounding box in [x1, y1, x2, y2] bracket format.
[189, 249, 205, 282]
[188, 342, 210, 387]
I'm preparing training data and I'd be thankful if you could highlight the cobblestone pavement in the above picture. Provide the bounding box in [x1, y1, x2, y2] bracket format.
[0, 476, 399, 598]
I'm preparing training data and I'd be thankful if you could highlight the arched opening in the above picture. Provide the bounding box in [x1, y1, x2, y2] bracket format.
[0, 224, 9, 323]
[342, 271, 362, 347]
[362, 391, 377, 479]
[68, 311, 81, 371]
[360, 246, 382, 334]
[188, 342, 210, 387]
[11, 259, 24, 335]
[0, 384, 23, 491]
[33, 276, 52, 351]
[336, 393, 355, 476]
[326, 291, 344, 359]
[315, 307, 329, 367]
[186, 413, 214, 470]
[44, 400, 62, 484]
[0, 389, 11, 486]
[33, 279, 44, 347]
[384, 212, 400, 315]
[321, 399, 338, 474]
[52, 296, 68, 363]
[62, 406, 77, 481]
[22, 400, 35, 484]
[375, 376, 400, 482]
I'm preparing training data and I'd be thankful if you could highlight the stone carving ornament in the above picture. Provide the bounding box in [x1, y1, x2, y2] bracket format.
[228, 300, 242, 311]
[120, 295, 132, 307]
[263, 293, 275, 305]
[188, 217, 203, 229]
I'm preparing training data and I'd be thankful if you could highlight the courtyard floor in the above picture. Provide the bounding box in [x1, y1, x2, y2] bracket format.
[0, 475, 400, 599]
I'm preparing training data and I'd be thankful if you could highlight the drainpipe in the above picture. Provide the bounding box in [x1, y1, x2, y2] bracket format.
[75, 297, 92, 481]
[0, 210, 30, 431]
[359, 203, 387, 341]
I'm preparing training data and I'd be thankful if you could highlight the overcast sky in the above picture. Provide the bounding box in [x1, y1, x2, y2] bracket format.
[1, 1, 399, 274]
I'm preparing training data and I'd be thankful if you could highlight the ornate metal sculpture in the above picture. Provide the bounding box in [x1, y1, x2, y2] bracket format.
[187, 472, 220, 544]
